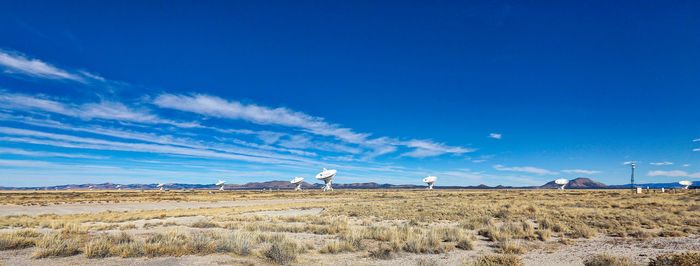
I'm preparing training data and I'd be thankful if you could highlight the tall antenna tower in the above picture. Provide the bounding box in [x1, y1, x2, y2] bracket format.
[630, 162, 635, 191]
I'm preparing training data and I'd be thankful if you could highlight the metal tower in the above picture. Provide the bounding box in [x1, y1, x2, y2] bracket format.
[630, 163, 635, 191]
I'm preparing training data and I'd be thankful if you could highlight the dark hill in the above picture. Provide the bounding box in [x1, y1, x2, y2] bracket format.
[540, 177, 607, 189]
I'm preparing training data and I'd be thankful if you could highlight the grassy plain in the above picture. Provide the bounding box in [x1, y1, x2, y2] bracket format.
[0, 189, 698, 265]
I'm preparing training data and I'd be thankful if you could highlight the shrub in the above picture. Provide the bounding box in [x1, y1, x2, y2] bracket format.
[319, 239, 353, 254]
[32, 232, 81, 258]
[583, 254, 633, 266]
[190, 219, 218, 228]
[648, 252, 700, 266]
[536, 229, 551, 241]
[403, 230, 449, 254]
[218, 231, 255, 255]
[570, 224, 597, 239]
[368, 244, 394, 260]
[629, 229, 652, 240]
[464, 254, 523, 266]
[497, 240, 524, 254]
[84, 238, 111, 258]
[0, 229, 39, 250]
[657, 229, 688, 237]
[262, 235, 298, 265]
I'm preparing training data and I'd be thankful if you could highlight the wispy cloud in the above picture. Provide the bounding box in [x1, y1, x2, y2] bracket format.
[682, 164, 690, 167]
[0, 147, 106, 159]
[493, 164, 557, 175]
[0, 50, 102, 83]
[647, 170, 700, 178]
[488, 133, 502, 139]
[0, 92, 199, 128]
[400, 139, 476, 158]
[561, 169, 600, 174]
[649, 162, 673, 166]
[622, 161, 635, 165]
[153, 93, 472, 158]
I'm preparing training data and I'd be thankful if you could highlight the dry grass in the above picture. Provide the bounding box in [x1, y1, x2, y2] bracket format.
[648, 252, 700, 266]
[0, 229, 39, 250]
[464, 254, 523, 266]
[583, 254, 633, 266]
[0, 189, 697, 264]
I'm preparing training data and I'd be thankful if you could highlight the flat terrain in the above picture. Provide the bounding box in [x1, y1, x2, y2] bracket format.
[0, 189, 697, 265]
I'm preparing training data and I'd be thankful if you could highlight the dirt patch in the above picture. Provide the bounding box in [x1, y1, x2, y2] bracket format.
[521, 235, 700, 266]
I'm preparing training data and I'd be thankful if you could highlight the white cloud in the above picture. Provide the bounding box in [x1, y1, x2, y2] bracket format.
[649, 162, 673, 166]
[493, 164, 557, 175]
[561, 169, 601, 174]
[622, 161, 635, 165]
[153, 93, 472, 158]
[0, 147, 105, 159]
[0, 126, 304, 165]
[693, 138, 700, 142]
[488, 133, 502, 139]
[682, 164, 690, 167]
[400, 139, 476, 158]
[0, 50, 103, 83]
[0, 92, 199, 128]
[694, 148, 700, 152]
[647, 170, 700, 178]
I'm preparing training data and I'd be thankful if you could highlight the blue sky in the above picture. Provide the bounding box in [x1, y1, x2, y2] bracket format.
[0, 1, 699, 187]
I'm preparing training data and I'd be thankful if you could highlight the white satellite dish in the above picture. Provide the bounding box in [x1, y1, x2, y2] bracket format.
[116, 184, 121, 191]
[423, 176, 437, 190]
[88, 185, 94, 191]
[679, 180, 692, 189]
[315, 168, 336, 191]
[555, 178, 569, 190]
[157, 183, 165, 191]
[291, 177, 304, 191]
[216, 180, 226, 191]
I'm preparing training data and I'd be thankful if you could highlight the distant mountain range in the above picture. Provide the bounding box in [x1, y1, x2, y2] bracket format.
[1, 177, 695, 191]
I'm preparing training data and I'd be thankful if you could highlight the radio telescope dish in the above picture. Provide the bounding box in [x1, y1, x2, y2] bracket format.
[157, 183, 165, 191]
[88, 185, 94, 191]
[315, 168, 336, 191]
[554, 178, 569, 190]
[291, 177, 304, 191]
[679, 180, 692, 189]
[423, 176, 437, 190]
[116, 184, 121, 191]
[216, 180, 226, 191]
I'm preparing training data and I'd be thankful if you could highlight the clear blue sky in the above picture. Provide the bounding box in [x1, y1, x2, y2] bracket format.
[0, 1, 698, 187]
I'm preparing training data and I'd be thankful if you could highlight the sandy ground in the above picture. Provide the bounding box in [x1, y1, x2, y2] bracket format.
[2, 235, 698, 265]
[521, 235, 700, 266]
[0, 199, 336, 216]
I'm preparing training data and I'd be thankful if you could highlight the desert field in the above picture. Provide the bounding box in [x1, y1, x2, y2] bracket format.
[0, 189, 698, 266]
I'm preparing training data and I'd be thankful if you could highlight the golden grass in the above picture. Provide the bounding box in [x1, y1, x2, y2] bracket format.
[583, 254, 633, 266]
[464, 254, 523, 266]
[0, 189, 696, 263]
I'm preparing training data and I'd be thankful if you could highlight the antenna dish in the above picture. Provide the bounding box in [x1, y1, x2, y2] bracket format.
[679, 180, 692, 189]
[157, 183, 165, 191]
[88, 185, 94, 191]
[291, 177, 304, 191]
[216, 180, 226, 191]
[315, 168, 337, 191]
[116, 184, 121, 191]
[423, 176, 437, 190]
[554, 178, 569, 190]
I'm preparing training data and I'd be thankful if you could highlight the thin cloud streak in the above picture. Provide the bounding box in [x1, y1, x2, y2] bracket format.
[647, 170, 700, 178]
[0, 50, 102, 83]
[561, 169, 601, 174]
[493, 164, 557, 175]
